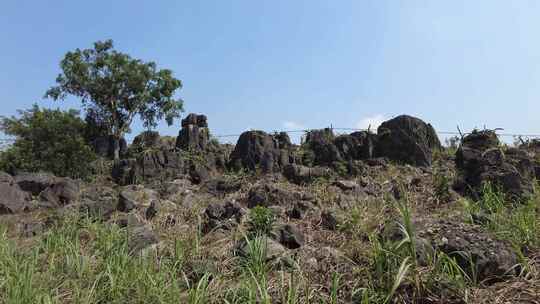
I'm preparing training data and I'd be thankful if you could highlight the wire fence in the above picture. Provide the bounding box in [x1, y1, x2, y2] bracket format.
[211, 127, 540, 142]
[1, 127, 539, 148]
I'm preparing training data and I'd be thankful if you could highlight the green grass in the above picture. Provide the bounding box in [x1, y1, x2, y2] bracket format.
[359, 195, 472, 303]
[1, 178, 538, 303]
[462, 182, 540, 250]
[0, 214, 196, 304]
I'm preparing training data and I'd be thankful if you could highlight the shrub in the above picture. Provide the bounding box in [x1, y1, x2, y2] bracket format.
[0, 105, 96, 179]
[246, 206, 275, 237]
[433, 169, 451, 203]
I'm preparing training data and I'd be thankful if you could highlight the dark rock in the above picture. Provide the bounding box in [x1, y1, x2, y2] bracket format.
[229, 130, 293, 173]
[375, 115, 441, 166]
[112, 150, 187, 186]
[333, 180, 358, 191]
[321, 210, 339, 230]
[334, 131, 377, 161]
[286, 201, 313, 219]
[188, 163, 212, 184]
[0, 171, 13, 184]
[416, 219, 518, 282]
[113, 115, 229, 186]
[0, 178, 31, 214]
[203, 200, 245, 233]
[110, 213, 144, 228]
[129, 131, 175, 155]
[177, 114, 210, 151]
[181, 113, 208, 128]
[118, 185, 159, 212]
[304, 128, 342, 165]
[365, 157, 388, 167]
[247, 183, 297, 208]
[391, 183, 403, 200]
[39, 178, 79, 207]
[461, 130, 499, 151]
[283, 164, 331, 184]
[455, 131, 535, 202]
[235, 237, 288, 262]
[128, 226, 159, 255]
[160, 178, 193, 202]
[92, 135, 127, 159]
[111, 158, 138, 185]
[19, 221, 46, 237]
[72, 185, 118, 219]
[15, 172, 55, 196]
[145, 201, 159, 220]
[273, 224, 305, 249]
[202, 177, 242, 194]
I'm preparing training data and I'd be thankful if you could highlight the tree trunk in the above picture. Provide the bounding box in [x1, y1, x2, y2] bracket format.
[112, 136, 120, 161]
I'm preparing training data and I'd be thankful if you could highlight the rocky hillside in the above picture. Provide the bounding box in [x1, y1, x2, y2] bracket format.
[0, 114, 539, 303]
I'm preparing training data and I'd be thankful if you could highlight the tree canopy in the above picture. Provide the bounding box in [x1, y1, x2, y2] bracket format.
[0, 105, 96, 178]
[45, 40, 184, 158]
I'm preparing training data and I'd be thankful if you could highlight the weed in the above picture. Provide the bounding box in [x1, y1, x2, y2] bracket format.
[246, 206, 275, 238]
[432, 168, 451, 203]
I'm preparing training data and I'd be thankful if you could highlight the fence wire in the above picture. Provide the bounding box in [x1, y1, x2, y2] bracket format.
[211, 127, 540, 139]
[0, 127, 539, 148]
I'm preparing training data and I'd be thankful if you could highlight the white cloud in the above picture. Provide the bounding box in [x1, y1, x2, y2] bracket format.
[355, 114, 386, 131]
[282, 121, 306, 130]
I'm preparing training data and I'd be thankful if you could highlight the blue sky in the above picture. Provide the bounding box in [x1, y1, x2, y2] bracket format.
[1, 1, 539, 143]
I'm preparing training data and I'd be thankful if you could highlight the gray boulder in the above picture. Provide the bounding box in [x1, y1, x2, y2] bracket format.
[416, 219, 518, 282]
[203, 200, 245, 233]
[247, 183, 297, 208]
[0, 172, 31, 214]
[455, 130, 535, 202]
[303, 128, 342, 165]
[283, 164, 331, 184]
[118, 185, 159, 212]
[176, 113, 210, 151]
[128, 226, 159, 255]
[15, 172, 55, 196]
[92, 135, 127, 159]
[375, 115, 441, 166]
[273, 224, 305, 249]
[39, 177, 80, 207]
[229, 130, 293, 173]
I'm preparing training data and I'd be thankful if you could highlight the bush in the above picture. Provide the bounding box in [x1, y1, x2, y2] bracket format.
[246, 206, 275, 237]
[0, 105, 96, 179]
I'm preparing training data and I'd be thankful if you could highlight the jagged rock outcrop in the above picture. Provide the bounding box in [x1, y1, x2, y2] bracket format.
[303, 128, 342, 165]
[455, 130, 535, 202]
[92, 135, 128, 159]
[39, 177, 80, 207]
[519, 139, 540, 180]
[113, 114, 229, 185]
[117, 185, 159, 212]
[302, 128, 377, 165]
[129, 131, 175, 154]
[229, 131, 293, 172]
[14, 172, 56, 196]
[334, 131, 377, 161]
[176, 113, 210, 151]
[0, 171, 31, 214]
[374, 115, 441, 166]
[73, 185, 118, 219]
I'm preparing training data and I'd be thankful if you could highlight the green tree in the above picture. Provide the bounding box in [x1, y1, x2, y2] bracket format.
[0, 105, 96, 178]
[45, 39, 183, 160]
